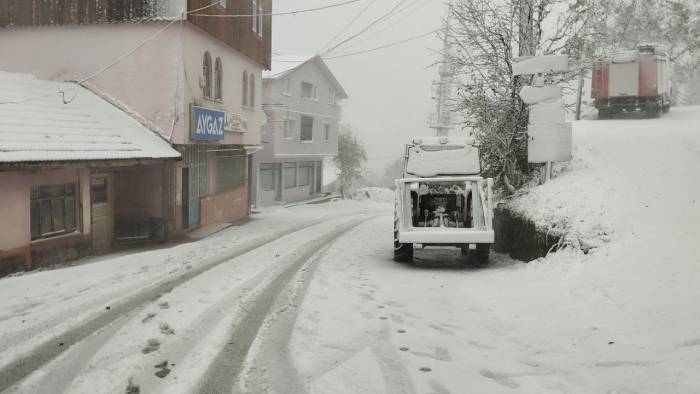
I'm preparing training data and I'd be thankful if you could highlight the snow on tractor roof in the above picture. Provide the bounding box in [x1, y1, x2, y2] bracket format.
[405, 137, 481, 178]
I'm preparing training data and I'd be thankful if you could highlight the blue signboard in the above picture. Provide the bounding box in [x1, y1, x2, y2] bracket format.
[192, 106, 225, 141]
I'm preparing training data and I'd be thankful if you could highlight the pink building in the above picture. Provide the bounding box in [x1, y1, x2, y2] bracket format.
[0, 0, 273, 275]
[0, 73, 180, 276]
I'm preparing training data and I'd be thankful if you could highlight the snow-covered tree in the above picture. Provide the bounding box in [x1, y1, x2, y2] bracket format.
[334, 126, 367, 199]
[446, 0, 595, 193]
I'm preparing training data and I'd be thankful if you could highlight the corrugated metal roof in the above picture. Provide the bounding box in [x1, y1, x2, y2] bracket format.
[0, 72, 180, 164]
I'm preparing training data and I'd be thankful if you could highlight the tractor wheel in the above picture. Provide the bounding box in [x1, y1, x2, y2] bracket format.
[475, 244, 491, 267]
[464, 244, 490, 268]
[393, 211, 413, 263]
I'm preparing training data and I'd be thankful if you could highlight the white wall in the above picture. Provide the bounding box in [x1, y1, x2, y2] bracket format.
[263, 61, 342, 157]
[0, 23, 185, 141]
[181, 24, 263, 146]
[0, 22, 264, 147]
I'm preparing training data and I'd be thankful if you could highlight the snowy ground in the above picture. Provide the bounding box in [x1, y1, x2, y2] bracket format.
[1, 107, 700, 393]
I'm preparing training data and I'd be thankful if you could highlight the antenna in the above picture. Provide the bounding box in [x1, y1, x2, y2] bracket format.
[428, 20, 455, 137]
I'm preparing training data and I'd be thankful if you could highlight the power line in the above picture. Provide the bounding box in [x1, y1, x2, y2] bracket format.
[190, 0, 363, 18]
[324, 30, 437, 59]
[78, 19, 180, 84]
[339, 0, 432, 52]
[318, 0, 379, 54]
[2, 0, 359, 106]
[323, 0, 412, 56]
[0, 1, 222, 106]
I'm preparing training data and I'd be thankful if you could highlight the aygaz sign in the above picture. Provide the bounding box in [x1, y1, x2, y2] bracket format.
[192, 106, 225, 141]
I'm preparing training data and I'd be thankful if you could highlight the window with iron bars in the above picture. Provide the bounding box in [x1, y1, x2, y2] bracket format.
[216, 152, 247, 193]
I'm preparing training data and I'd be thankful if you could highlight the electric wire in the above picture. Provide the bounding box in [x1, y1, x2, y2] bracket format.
[338, 0, 432, 53]
[324, 29, 437, 59]
[317, 0, 379, 55]
[323, 0, 413, 56]
[190, 0, 363, 18]
[0, 0, 359, 106]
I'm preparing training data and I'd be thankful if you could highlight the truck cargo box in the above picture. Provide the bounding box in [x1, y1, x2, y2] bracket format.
[591, 45, 671, 118]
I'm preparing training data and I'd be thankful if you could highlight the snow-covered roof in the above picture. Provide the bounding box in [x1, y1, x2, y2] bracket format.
[264, 55, 348, 99]
[0, 72, 180, 164]
[265, 55, 311, 79]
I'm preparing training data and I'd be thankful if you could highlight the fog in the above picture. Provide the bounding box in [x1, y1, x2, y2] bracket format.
[272, 0, 447, 171]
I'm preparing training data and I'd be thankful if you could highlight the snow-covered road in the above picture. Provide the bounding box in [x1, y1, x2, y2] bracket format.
[1, 107, 700, 394]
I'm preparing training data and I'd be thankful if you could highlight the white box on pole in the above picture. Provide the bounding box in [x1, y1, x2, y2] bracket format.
[519, 86, 562, 104]
[528, 122, 572, 163]
[513, 55, 569, 75]
[529, 99, 566, 124]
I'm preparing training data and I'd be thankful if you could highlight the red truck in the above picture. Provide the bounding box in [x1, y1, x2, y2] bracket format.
[591, 45, 672, 119]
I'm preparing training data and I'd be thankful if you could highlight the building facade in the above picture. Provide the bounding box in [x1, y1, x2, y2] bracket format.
[253, 56, 347, 206]
[0, 0, 272, 274]
[0, 0, 272, 234]
[0, 73, 180, 276]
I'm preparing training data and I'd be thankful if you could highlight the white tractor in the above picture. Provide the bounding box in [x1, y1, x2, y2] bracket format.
[393, 137, 495, 266]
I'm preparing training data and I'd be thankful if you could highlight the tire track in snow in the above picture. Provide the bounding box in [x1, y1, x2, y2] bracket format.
[195, 216, 373, 394]
[266, 217, 416, 394]
[0, 215, 360, 393]
[234, 246, 326, 394]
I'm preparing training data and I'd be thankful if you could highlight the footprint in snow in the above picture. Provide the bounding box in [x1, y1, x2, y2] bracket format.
[480, 369, 519, 389]
[158, 301, 170, 310]
[141, 313, 156, 324]
[125, 378, 140, 394]
[142, 339, 161, 354]
[154, 360, 171, 378]
[159, 322, 175, 335]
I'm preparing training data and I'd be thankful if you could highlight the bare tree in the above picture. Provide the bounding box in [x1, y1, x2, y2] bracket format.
[446, 0, 597, 193]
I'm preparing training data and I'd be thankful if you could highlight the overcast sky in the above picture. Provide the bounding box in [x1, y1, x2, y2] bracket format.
[272, 0, 448, 172]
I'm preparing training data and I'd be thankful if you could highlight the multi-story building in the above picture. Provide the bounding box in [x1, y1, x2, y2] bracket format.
[253, 55, 347, 206]
[0, 0, 272, 272]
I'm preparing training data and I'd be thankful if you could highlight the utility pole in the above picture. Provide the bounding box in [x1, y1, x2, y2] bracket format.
[428, 22, 455, 137]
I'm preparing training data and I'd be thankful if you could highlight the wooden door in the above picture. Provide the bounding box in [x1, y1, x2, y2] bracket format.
[91, 175, 113, 254]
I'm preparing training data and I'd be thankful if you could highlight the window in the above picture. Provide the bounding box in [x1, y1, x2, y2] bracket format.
[284, 162, 297, 189]
[300, 115, 313, 142]
[203, 52, 212, 98]
[259, 163, 275, 191]
[251, 0, 262, 35]
[91, 178, 107, 204]
[329, 89, 337, 105]
[283, 78, 291, 96]
[299, 162, 314, 187]
[214, 57, 223, 100]
[30, 184, 78, 240]
[216, 152, 247, 193]
[242, 71, 248, 107]
[301, 82, 314, 99]
[249, 74, 255, 108]
[324, 124, 331, 141]
[257, 2, 263, 37]
[284, 118, 295, 140]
